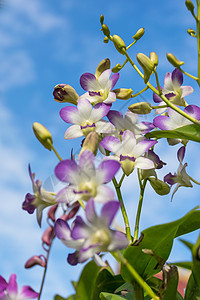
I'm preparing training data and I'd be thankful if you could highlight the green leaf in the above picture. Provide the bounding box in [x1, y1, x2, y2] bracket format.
[145, 124, 200, 143]
[148, 178, 170, 195]
[54, 295, 76, 300]
[179, 238, 193, 251]
[121, 208, 200, 282]
[184, 273, 200, 300]
[192, 234, 200, 288]
[76, 260, 101, 300]
[169, 261, 192, 270]
[92, 268, 125, 300]
[100, 292, 134, 300]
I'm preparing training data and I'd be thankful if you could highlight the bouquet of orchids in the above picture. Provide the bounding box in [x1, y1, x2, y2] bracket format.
[2, 1, 200, 300]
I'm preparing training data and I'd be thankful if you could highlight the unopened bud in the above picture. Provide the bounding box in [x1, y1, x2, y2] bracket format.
[113, 88, 133, 100]
[166, 53, 184, 68]
[42, 227, 54, 246]
[101, 24, 110, 37]
[150, 52, 158, 66]
[79, 132, 99, 157]
[148, 178, 170, 195]
[132, 28, 145, 41]
[53, 84, 79, 105]
[25, 255, 46, 268]
[112, 63, 122, 73]
[185, 0, 195, 13]
[33, 122, 53, 151]
[95, 58, 111, 79]
[187, 28, 196, 37]
[48, 204, 58, 223]
[128, 102, 152, 114]
[112, 35, 126, 54]
[136, 53, 155, 83]
[103, 37, 109, 43]
[100, 15, 104, 25]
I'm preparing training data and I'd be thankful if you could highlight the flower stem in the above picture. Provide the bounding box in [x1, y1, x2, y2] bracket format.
[133, 175, 147, 242]
[131, 86, 149, 98]
[116, 251, 159, 300]
[179, 68, 199, 81]
[154, 70, 162, 95]
[196, 0, 200, 86]
[189, 175, 200, 185]
[124, 51, 200, 127]
[38, 236, 54, 300]
[112, 176, 132, 243]
[51, 144, 63, 161]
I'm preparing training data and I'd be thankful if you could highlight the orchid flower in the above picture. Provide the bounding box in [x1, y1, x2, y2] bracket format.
[79, 69, 119, 104]
[60, 98, 115, 139]
[153, 105, 200, 145]
[164, 146, 192, 200]
[0, 274, 38, 300]
[22, 165, 56, 227]
[54, 199, 129, 266]
[107, 110, 154, 139]
[100, 130, 157, 176]
[153, 68, 193, 114]
[54, 150, 120, 204]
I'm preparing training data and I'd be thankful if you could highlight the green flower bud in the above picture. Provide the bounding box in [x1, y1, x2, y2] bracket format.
[103, 37, 109, 43]
[112, 63, 122, 73]
[148, 178, 170, 195]
[150, 52, 158, 66]
[166, 53, 184, 68]
[33, 122, 53, 151]
[112, 35, 126, 54]
[187, 28, 196, 37]
[100, 15, 104, 25]
[101, 24, 110, 37]
[79, 132, 99, 157]
[132, 28, 145, 41]
[113, 88, 133, 100]
[136, 53, 155, 83]
[128, 102, 152, 114]
[95, 58, 111, 79]
[185, 0, 195, 13]
[53, 84, 79, 105]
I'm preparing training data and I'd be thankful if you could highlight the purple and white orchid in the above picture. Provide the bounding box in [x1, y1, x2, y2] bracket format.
[55, 150, 120, 204]
[22, 165, 56, 227]
[100, 130, 157, 176]
[164, 146, 192, 200]
[153, 68, 193, 114]
[54, 199, 129, 266]
[0, 273, 38, 300]
[80, 69, 119, 104]
[60, 98, 115, 139]
[107, 109, 154, 139]
[153, 105, 200, 145]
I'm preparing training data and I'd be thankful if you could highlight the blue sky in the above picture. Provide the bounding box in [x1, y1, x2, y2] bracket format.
[0, 0, 200, 299]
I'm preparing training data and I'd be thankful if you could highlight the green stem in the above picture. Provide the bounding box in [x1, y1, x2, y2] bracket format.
[51, 144, 63, 161]
[189, 175, 200, 185]
[124, 51, 200, 126]
[112, 177, 132, 243]
[196, 0, 200, 86]
[116, 251, 159, 300]
[126, 40, 137, 50]
[180, 68, 199, 81]
[133, 177, 147, 242]
[151, 105, 168, 109]
[131, 86, 149, 98]
[154, 70, 162, 95]
[133, 283, 144, 300]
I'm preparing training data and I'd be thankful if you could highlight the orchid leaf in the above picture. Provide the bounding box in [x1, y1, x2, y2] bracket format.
[169, 261, 192, 270]
[145, 124, 200, 143]
[184, 273, 200, 300]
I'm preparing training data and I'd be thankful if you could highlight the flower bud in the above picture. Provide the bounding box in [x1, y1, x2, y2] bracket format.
[136, 53, 155, 83]
[53, 84, 79, 105]
[32, 122, 53, 151]
[148, 178, 170, 195]
[166, 53, 184, 68]
[113, 88, 133, 100]
[128, 102, 152, 114]
[25, 255, 46, 268]
[101, 24, 110, 37]
[103, 37, 109, 43]
[42, 227, 54, 246]
[112, 35, 126, 54]
[95, 58, 111, 79]
[79, 132, 99, 157]
[185, 0, 195, 13]
[132, 28, 145, 41]
[47, 204, 58, 223]
[112, 63, 122, 73]
[187, 28, 196, 37]
[150, 52, 158, 66]
[100, 15, 104, 25]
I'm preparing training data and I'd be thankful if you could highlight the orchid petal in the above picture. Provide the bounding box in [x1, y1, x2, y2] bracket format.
[7, 274, 17, 296]
[71, 216, 91, 240]
[77, 98, 93, 119]
[100, 201, 120, 226]
[172, 68, 183, 86]
[90, 103, 111, 122]
[132, 139, 157, 158]
[103, 91, 117, 104]
[55, 159, 81, 185]
[85, 199, 97, 223]
[108, 230, 129, 251]
[185, 104, 200, 120]
[0, 276, 7, 292]
[100, 136, 121, 154]
[96, 160, 120, 183]
[110, 73, 120, 89]
[94, 185, 115, 203]
[177, 146, 185, 163]
[59, 106, 81, 124]
[95, 120, 116, 134]
[19, 286, 39, 299]
[80, 73, 99, 91]
[134, 157, 155, 169]
[180, 85, 194, 97]
[98, 69, 112, 89]
[64, 125, 83, 139]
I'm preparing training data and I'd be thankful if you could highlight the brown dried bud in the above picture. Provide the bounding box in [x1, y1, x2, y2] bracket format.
[47, 204, 58, 223]
[25, 255, 46, 268]
[53, 84, 79, 105]
[113, 88, 133, 100]
[42, 227, 54, 246]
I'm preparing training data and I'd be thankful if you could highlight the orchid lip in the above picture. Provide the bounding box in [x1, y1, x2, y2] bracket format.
[89, 91, 102, 97]
[80, 123, 96, 130]
[120, 155, 136, 162]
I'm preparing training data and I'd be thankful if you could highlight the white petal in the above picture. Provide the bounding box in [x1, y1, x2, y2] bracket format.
[134, 157, 155, 169]
[64, 125, 83, 139]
